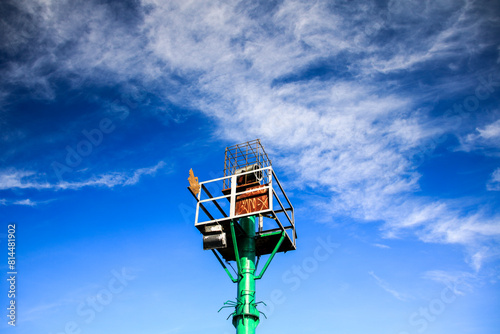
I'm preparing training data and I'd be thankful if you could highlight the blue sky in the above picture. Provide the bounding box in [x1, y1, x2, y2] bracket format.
[0, 0, 499, 333]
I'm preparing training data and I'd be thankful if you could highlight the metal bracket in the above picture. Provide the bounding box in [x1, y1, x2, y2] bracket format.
[255, 231, 286, 280]
[230, 221, 242, 277]
[212, 250, 237, 283]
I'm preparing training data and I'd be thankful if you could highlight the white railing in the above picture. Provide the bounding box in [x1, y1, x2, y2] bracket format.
[194, 166, 295, 245]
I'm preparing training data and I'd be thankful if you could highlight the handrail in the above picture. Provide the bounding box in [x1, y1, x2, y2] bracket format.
[194, 166, 295, 250]
[199, 184, 272, 204]
[271, 169, 294, 212]
[188, 187, 215, 221]
[202, 184, 228, 218]
[271, 189, 293, 227]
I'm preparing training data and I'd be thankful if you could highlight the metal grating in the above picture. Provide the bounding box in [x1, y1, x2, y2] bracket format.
[223, 139, 272, 190]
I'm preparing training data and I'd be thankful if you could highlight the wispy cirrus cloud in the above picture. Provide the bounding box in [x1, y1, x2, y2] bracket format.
[372, 243, 390, 249]
[1, 0, 499, 270]
[369, 271, 409, 301]
[1, 198, 52, 206]
[0, 161, 166, 191]
[487, 168, 500, 191]
[460, 119, 500, 155]
[423, 270, 477, 295]
[13, 198, 37, 206]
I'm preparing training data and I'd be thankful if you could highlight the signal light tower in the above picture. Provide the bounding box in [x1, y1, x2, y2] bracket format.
[187, 139, 297, 334]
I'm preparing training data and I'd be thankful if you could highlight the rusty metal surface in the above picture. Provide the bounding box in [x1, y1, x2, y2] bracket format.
[187, 168, 200, 195]
[223, 139, 272, 190]
[235, 184, 269, 216]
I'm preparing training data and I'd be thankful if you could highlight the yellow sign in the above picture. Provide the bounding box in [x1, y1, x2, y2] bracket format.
[188, 168, 200, 195]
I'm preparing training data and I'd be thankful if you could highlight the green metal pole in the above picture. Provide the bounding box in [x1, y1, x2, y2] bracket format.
[233, 216, 260, 334]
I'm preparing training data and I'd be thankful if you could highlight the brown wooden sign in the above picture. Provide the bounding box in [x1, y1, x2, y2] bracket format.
[235, 184, 269, 216]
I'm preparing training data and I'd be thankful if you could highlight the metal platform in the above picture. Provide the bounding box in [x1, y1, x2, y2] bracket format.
[195, 218, 295, 261]
[189, 165, 296, 262]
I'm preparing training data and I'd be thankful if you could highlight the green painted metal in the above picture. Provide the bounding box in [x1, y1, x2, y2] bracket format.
[230, 221, 242, 274]
[233, 216, 260, 334]
[259, 230, 284, 238]
[255, 231, 286, 280]
[219, 219, 286, 333]
[212, 250, 238, 283]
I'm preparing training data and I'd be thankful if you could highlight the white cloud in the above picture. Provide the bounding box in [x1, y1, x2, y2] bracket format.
[57, 161, 166, 190]
[372, 243, 390, 249]
[423, 270, 476, 295]
[0, 170, 52, 190]
[369, 271, 408, 301]
[1, 0, 498, 270]
[461, 119, 500, 153]
[468, 247, 490, 272]
[368, 0, 483, 74]
[13, 199, 37, 206]
[380, 201, 500, 260]
[487, 168, 500, 191]
[0, 161, 166, 191]
[2, 0, 489, 101]
[477, 120, 500, 140]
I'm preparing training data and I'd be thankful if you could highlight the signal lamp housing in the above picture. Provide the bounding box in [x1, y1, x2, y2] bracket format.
[203, 233, 227, 250]
[235, 164, 263, 185]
